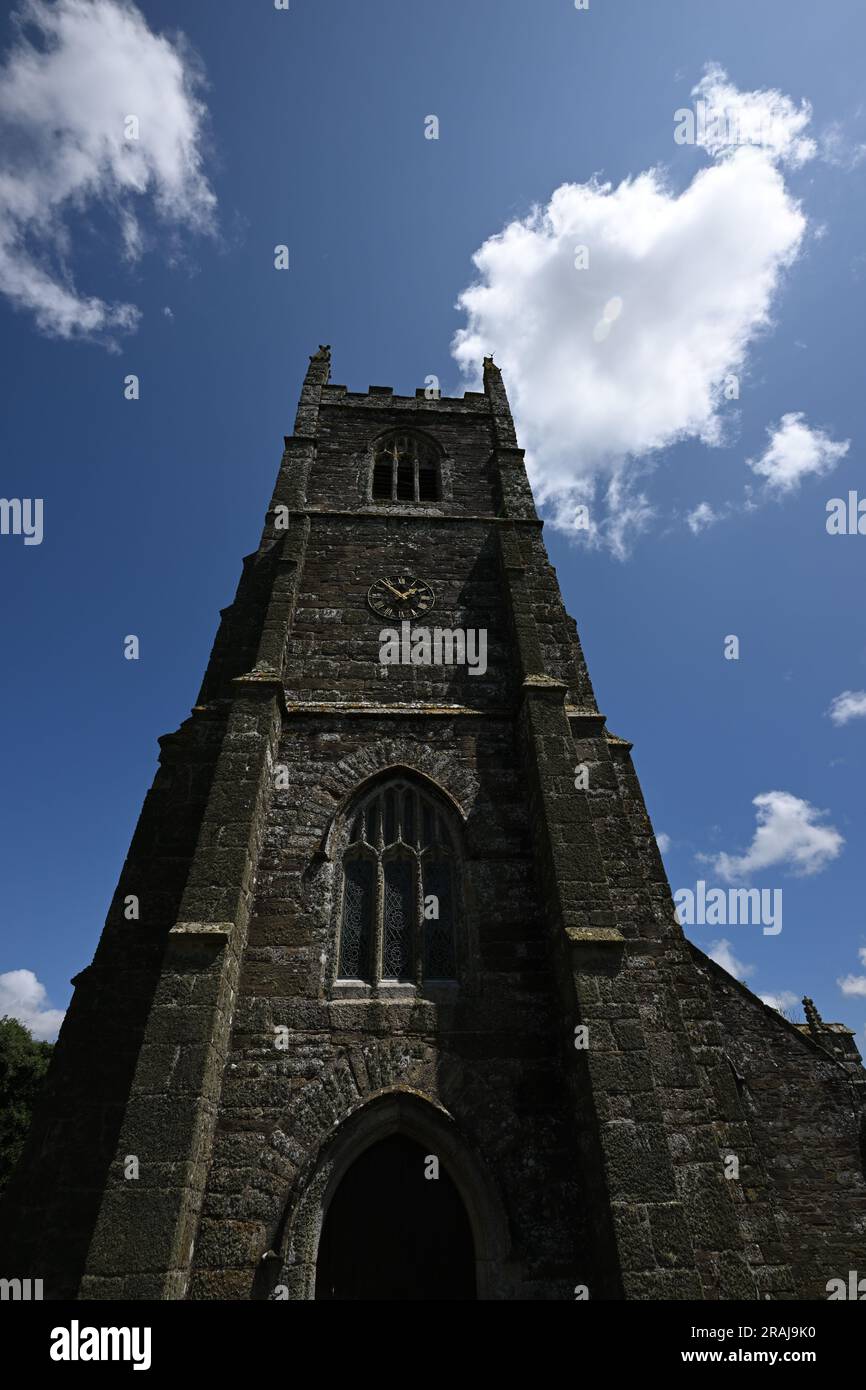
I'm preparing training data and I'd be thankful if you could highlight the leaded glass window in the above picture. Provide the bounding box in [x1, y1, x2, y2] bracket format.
[339, 856, 374, 979]
[337, 779, 459, 984]
[383, 858, 414, 980]
[371, 433, 440, 503]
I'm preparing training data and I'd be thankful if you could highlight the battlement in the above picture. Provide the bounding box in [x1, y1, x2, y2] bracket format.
[306, 344, 503, 418]
[319, 383, 490, 411]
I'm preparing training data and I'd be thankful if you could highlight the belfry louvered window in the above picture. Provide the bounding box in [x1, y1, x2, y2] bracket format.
[371, 433, 439, 503]
[338, 779, 458, 984]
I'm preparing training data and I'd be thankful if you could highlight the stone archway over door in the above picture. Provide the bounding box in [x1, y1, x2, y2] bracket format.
[315, 1133, 476, 1300]
[274, 1090, 517, 1299]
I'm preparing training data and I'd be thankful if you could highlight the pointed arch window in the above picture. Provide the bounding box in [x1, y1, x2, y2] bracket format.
[337, 779, 458, 984]
[371, 433, 440, 504]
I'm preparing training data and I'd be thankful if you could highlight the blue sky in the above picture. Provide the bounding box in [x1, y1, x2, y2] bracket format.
[1, 0, 865, 1040]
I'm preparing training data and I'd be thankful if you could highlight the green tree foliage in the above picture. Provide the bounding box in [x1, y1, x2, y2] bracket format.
[0, 1016, 53, 1193]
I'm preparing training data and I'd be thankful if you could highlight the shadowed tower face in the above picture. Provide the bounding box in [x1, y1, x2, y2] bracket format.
[2, 347, 864, 1302]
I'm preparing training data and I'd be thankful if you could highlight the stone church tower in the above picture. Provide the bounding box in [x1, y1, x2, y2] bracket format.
[2, 347, 864, 1300]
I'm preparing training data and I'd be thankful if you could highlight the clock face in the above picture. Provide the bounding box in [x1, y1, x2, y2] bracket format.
[368, 575, 435, 621]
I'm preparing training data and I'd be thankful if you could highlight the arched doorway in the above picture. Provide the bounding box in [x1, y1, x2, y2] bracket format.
[314, 1133, 476, 1300]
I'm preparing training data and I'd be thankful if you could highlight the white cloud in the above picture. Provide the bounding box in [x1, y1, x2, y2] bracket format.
[837, 946, 866, 997]
[690, 63, 816, 166]
[686, 414, 847, 531]
[452, 66, 811, 553]
[0, 0, 215, 344]
[0, 968, 65, 1040]
[747, 412, 849, 493]
[686, 501, 722, 534]
[707, 937, 754, 980]
[707, 791, 844, 883]
[828, 690, 866, 727]
[760, 989, 800, 1015]
[656, 832, 671, 854]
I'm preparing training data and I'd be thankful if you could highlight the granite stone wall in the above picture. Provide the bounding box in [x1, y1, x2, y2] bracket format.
[692, 950, 866, 1299]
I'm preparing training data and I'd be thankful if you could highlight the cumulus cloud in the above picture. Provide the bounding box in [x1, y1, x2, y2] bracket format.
[0, 968, 65, 1040]
[655, 832, 671, 854]
[452, 65, 812, 553]
[0, 0, 215, 344]
[684, 413, 847, 533]
[828, 690, 866, 726]
[747, 413, 849, 492]
[837, 946, 866, 997]
[707, 938, 754, 981]
[705, 791, 844, 883]
[689, 63, 816, 166]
